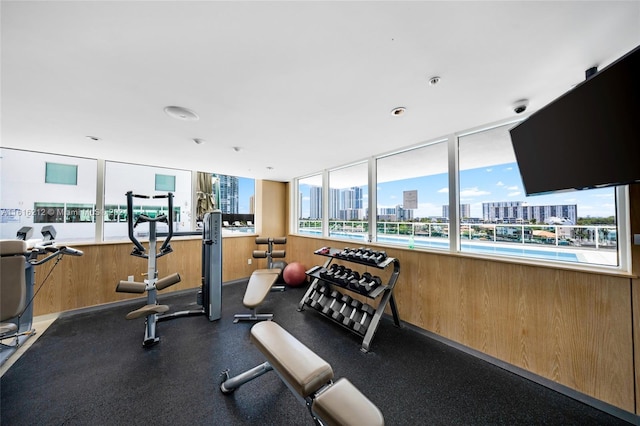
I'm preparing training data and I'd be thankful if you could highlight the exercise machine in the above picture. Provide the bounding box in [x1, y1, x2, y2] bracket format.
[200, 211, 223, 320]
[155, 210, 223, 322]
[220, 321, 384, 426]
[252, 237, 287, 290]
[1, 227, 83, 367]
[233, 237, 286, 323]
[116, 192, 222, 347]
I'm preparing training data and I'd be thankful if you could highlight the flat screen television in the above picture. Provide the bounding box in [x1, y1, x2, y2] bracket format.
[509, 44, 640, 196]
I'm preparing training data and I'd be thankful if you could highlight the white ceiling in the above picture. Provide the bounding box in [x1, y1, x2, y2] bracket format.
[2, 1, 639, 183]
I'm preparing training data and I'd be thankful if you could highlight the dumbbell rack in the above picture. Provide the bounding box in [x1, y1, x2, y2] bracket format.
[297, 247, 401, 353]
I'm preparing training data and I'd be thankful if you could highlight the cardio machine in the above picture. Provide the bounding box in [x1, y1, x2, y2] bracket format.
[0, 226, 83, 367]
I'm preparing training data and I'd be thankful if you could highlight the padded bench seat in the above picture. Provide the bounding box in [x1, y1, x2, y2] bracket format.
[313, 377, 384, 426]
[250, 320, 333, 398]
[243, 269, 282, 309]
[125, 304, 170, 320]
[221, 321, 384, 426]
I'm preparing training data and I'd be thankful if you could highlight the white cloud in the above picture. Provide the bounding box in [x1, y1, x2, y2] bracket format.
[508, 191, 522, 197]
[496, 181, 504, 186]
[460, 187, 490, 197]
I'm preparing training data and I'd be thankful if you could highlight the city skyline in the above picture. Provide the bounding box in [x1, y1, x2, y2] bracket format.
[300, 161, 617, 220]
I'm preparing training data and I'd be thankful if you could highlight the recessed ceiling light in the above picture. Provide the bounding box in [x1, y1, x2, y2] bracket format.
[193, 138, 205, 145]
[164, 106, 199, 121]
[391, 107, 406, 116]
[428, 76, 441, 86]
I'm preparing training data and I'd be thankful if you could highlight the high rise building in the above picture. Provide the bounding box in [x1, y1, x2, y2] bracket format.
[482, 201, 577, 224]
[216, 174, 239, 214]
[443, 204, 470, 220]
[310, 186, 322, 219]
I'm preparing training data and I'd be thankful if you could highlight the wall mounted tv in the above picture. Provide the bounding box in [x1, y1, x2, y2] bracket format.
[509, 44, 639, 196]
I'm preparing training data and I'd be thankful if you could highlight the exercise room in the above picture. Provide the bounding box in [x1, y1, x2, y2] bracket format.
[1, 2, 640, 425]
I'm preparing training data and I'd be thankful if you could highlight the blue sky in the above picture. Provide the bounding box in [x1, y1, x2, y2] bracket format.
[301, 162, 617, 219]
[238, 177, 255, 214]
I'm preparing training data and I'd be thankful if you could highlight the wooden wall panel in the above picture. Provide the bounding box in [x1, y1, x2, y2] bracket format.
[32, 236, 257, 316]
[256, 179, 286, 238]
[27, 178, 639, 416]
[287, 234, 635, 413]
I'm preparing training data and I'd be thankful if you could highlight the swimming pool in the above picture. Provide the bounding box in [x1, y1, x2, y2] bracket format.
[301, 230, 581, 263]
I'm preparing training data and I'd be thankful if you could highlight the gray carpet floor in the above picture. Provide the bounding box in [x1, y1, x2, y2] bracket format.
[0, 281, 632, 425]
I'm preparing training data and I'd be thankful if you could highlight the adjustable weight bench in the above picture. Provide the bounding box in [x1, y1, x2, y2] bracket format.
[233, 237, 287, 323]
[233, 269, 281, 323]
[220, 321, 384, 426]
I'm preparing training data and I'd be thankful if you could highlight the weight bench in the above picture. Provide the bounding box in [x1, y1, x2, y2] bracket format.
[233, 269, 281, 323]
[233, 237, 287, 323]
[220, 321, 384, 426]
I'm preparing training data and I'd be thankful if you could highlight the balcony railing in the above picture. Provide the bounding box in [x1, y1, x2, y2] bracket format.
[298, 219, 618, 265]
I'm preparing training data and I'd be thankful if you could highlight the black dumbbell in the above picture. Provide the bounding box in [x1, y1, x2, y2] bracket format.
[336, 268, 353, 285]
[306, 283, 326, 306]
[353, 272, 371, 291]
[326, 264, 343, 278]
[319, 267, 331, 278]
[308, 285, 331, 310]
[362, 275, 382, 293]
[362, 250, 375, 262]
[321, 290, 341, 314]
[304, 281, 320, 305]
[342, 299, 363, 328]
[375, 251, 388, 263]
[337, 247, 350, 258]
[331, 294, 354, 322]
[364, 250, 378, 263]
[346, 271, 360, 288]
[353, 304, 375, 334]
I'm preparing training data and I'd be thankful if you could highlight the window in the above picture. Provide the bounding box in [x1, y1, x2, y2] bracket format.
[297, 174, 323, 236]
[457, 123, 619, 267]
[104, 162, 192, 241]
[45, 162, 78, 185]
[376, 140, 448, 248]
[0, 149, 97, 242]
[65, 203, 95, 223]
[328, 162, 368, 241]
[33, 203, 65, 223]
[213, 174, 255, 234]
[155, 174, 176, 192]
[293, 117, 626, 270]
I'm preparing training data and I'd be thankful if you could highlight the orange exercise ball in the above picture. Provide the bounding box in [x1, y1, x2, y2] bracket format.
[283, 262, 307, 287]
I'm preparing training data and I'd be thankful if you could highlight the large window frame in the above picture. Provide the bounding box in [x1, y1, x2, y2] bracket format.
[293, 118, 631, 273]
[0, 148, 256, 243]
